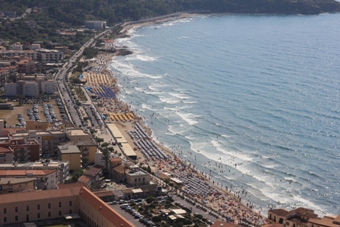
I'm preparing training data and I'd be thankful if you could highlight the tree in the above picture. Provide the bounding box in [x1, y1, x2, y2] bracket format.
[89, 128, 97, 135]
[95, 137, 104, 145]
[101, 142, 109, 148]
[152, 215, 162, 223]
[101, 148, 110, 176]
[108, 146, 114, 152]
[71, 169, 84, 181]
[146, 196, 157, 204]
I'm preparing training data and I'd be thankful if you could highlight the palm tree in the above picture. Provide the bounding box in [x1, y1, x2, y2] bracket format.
[101, 148, 110, 177]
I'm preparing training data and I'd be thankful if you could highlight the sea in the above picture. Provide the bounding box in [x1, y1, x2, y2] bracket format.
[109, 13, 340, 216]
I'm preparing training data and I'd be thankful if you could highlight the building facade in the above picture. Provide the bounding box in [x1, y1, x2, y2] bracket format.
[0, 169, 57, 190]
[0, 177, 35, 194]
[126, 168, 151, 186]
[41, 80, 57, 94]
[58, 145, 81, 171]
[0, 185, 134, 226]
[0, 138, 40, 162]
[85, 21, 106, 29]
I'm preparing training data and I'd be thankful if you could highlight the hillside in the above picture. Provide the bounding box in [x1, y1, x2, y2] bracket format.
[0, 0, 339, 43]
[1, 0, 339, 24]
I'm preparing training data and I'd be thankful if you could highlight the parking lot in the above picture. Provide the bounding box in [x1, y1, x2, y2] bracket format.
[110, 203, 145, 227]
[107, 194, 221, 227]
[0, 99, 63, 127]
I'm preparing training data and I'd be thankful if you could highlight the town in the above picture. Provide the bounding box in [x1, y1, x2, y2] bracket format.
[0, 8, 339, 227]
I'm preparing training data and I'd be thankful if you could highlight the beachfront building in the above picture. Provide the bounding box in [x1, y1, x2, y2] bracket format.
[85, 21, 106, 30]
[0, 177, 35, 194]
[0, 169, 57, 190]
[57, 144, 81, 171]
[268, 207, 318, 227]
[126, 167, 151, 186]
[307, 214, 340, 227]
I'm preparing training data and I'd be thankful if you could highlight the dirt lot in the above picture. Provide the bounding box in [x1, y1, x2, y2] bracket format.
[1, 99, 63, 127]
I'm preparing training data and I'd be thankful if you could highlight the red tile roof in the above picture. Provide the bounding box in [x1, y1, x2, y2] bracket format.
[269, 209, 289, 216]
[78, 186, 134, 227]
[0, 169, 56, 177]
[0, 147, 12, 153]
[0, 185, 81, 203]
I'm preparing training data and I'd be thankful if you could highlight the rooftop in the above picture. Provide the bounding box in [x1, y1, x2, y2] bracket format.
[58, 144, 81, 154]
[78, 186, 134, 227]
[0, 169, 56, 177]
[0, 184, 81, 203]
[68, 129, 87, 136]
[127, 170, 147, 176]
[308, 215, 340, 227]
[269, 208, 289, 217]
[0, 177, 35, 185]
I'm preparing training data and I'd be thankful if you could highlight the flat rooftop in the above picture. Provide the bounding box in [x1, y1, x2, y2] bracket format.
[58, 145, 81, 154]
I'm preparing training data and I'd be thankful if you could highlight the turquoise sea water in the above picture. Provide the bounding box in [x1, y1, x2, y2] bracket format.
[110, 14, 340, 215]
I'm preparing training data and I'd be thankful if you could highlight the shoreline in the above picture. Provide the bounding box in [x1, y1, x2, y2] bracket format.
[104, 15, 267, 225]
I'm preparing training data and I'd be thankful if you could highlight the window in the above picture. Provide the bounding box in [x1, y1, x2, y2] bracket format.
[37, 213, 40, 219]
[69, 210, 72, 214]
[37, 204, 40, 210]
[15, 216, 18, 221]
[48, 203, 51, 209]
[4, 208, 6, 214]
[69, 201, 72, 206]
[59, 202, 62, 208]
[4, 217, 7, 223]
[15, 207, 18, 212]
[59, 211, 62, 216]
[26, 205, 29, 211]
[48, 212, 51, 217]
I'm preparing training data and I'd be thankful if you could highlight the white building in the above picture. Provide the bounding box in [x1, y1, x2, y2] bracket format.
[23, 81, 39, 97]
[85, 21, 106, 30]
[0, 49, 63, 62]
[41, 80, 57, 94]
[4, 83, 17, 96]
[9, 43, 23, 50]
[36, 49, 63, 62]
[30, 43, 41, 50]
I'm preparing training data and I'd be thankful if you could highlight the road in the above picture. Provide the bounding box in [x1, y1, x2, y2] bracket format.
[55, 30, 109, 128]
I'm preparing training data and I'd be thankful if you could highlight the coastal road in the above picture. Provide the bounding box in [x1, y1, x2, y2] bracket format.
[55, 30, 109, 128]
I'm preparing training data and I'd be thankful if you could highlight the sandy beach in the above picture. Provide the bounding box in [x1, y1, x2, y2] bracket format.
[86, 14, 267, 226]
